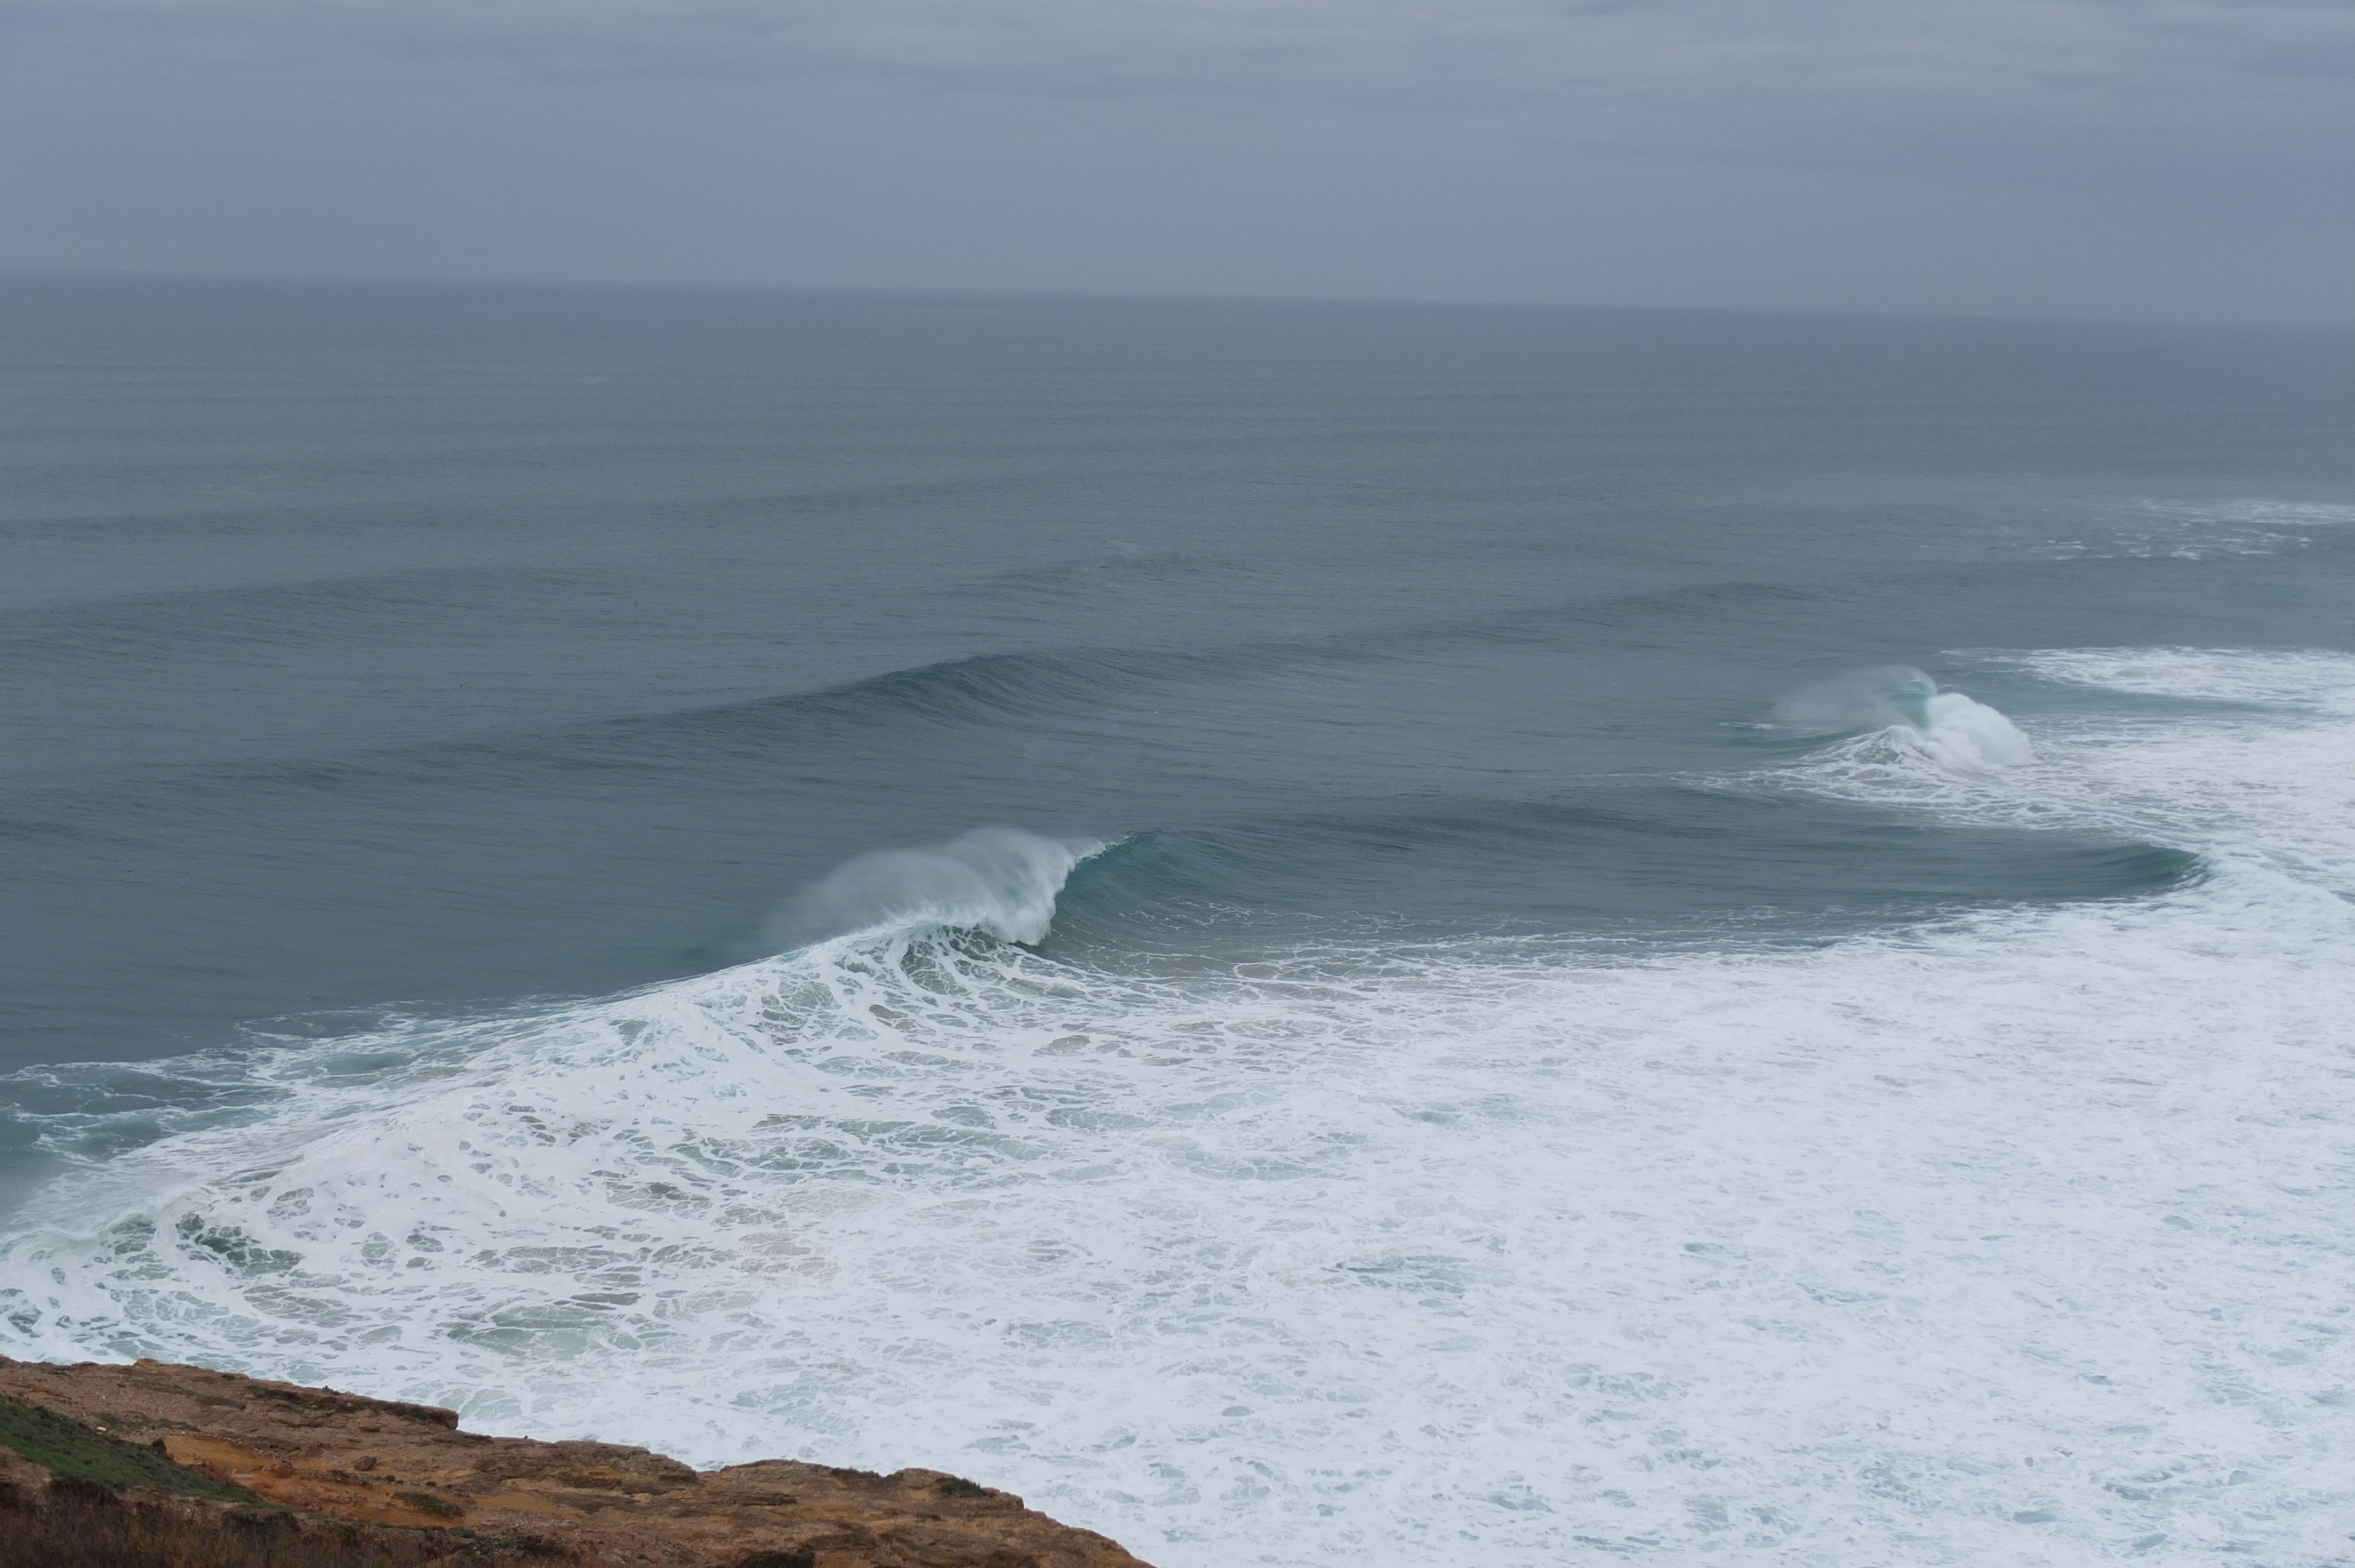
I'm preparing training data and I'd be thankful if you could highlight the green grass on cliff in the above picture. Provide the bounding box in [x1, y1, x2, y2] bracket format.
[0, 1396, 257, 1501]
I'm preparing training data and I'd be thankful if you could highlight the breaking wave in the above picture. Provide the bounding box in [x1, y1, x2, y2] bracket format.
[763, 827, 1104, 949]
[1777, 664, 2035, 771]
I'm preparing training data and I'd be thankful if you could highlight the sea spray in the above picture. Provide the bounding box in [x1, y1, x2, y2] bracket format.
[1774, 664, 1946, 734]
[764, 827, 1104, 949]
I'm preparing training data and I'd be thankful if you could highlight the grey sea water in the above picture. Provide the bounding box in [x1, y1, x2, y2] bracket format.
[2, 277, 2351, 1564]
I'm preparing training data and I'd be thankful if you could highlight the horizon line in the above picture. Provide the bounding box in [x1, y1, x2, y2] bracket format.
[5, 265, 2347, 336]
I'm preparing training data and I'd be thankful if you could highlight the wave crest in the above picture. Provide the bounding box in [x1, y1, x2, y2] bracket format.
[768, 827, 1103, 949]
[1778, 666, 2034, 775]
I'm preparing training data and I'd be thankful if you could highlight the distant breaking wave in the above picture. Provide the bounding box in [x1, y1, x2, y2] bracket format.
[1775, 664, 2035, 773]
[764, 827, 1105, 949]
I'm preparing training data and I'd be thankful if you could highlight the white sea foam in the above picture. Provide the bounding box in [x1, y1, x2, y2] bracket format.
[2003, 647, 2355, 715]
[3, 649, 2351, 1567]
[1897, 689, 2036, 771]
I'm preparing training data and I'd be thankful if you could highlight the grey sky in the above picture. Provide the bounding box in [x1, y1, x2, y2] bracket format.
[4, 0, 2348, 321]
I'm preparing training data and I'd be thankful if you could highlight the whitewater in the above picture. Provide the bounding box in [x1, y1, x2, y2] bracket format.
[4, 646, 2349, 1566]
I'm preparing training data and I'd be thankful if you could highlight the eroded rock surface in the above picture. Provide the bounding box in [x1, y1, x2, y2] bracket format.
[0, 1355, 1153, 1567]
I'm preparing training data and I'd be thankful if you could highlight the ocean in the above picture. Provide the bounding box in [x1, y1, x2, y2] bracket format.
[1, 275, 2349, 1564]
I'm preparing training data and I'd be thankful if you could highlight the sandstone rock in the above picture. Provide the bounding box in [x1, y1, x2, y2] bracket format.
[0, 1355, 1153, 1568]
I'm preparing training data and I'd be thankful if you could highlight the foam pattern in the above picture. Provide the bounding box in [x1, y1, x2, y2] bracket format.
[2035, 499, 2355, 560]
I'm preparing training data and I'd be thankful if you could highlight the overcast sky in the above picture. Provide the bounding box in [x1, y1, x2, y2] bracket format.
[4, 0, 2347, 322]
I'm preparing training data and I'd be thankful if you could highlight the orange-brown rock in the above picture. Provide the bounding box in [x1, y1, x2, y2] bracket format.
[0, 1354, 1153, 1568]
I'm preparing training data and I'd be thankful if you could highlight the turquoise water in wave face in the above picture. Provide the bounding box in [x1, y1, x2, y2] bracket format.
[2, 279, 2351, 1565]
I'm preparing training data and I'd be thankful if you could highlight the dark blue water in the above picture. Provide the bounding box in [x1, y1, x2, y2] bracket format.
[4, 278, 2343, 1061]
[2, 277, 2350, 1566]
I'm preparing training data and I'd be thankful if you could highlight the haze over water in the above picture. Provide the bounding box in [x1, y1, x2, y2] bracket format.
[2, 277, 2350, 1564]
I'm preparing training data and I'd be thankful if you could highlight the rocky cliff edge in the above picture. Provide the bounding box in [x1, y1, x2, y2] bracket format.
[0, 1354, 1153, 1568]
